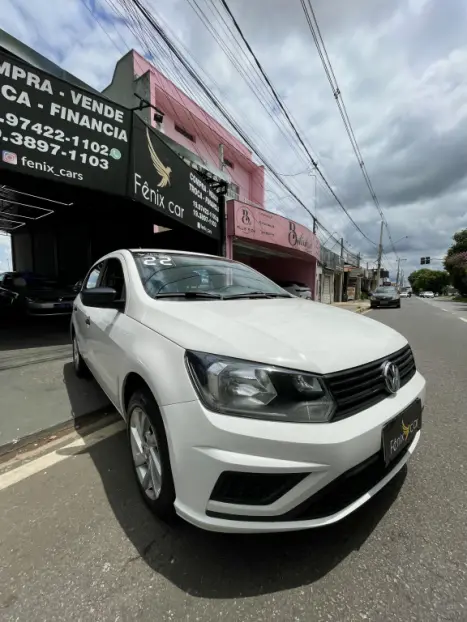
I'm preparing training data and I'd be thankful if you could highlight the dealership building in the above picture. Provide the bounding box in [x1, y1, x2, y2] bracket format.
[0, 32, 323, 297]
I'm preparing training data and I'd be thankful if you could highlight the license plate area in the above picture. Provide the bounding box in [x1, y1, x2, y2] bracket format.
[382, 399, 422, 466]
[54, 303, 71, 309]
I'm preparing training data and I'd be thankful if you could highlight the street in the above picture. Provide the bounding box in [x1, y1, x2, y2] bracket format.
[1, 297, 466, 622]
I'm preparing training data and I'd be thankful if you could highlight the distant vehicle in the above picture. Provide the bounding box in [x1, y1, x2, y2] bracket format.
[370, 286, 401, 309]
[400, 291, 409, 298]
[423, 291, 435, 299]
[276, 281, 312, 299]
[0, 271, 75, 317]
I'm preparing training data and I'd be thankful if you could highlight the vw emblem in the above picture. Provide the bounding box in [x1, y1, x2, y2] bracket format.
[382, 361, 400, 394]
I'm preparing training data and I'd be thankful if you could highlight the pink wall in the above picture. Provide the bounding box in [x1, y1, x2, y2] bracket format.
[227, 201, 320, 260]
[131, 52, 264, 208]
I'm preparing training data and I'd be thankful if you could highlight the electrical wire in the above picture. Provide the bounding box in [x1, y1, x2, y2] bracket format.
[300, 0, 399, 258]
[217, 0, 377, 247]
[88, 0, 364, 262]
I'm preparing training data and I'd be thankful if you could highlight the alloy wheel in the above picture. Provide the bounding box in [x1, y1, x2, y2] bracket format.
[129, 406, 163, 500]
[73, 337, 80, 370]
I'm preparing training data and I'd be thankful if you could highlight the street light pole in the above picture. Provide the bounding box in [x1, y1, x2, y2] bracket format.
[396, 258, 407, 287]
[375, 220, 384, 288]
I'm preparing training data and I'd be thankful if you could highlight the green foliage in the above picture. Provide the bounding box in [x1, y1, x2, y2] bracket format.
[408, 269, 450, 294]
[444, 229, 467, 296]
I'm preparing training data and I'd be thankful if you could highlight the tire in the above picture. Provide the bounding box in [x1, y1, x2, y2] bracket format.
[397, 302, 401, 308]
[127, 388, 176, 523]
[72, 333, 90, 378]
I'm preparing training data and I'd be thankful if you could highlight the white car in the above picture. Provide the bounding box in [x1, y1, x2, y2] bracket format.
[71, 250, 425, 533]
[423, 291, 435, 298]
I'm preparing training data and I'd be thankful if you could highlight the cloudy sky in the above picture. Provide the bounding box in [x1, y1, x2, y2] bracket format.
[2, 0, 466, 279]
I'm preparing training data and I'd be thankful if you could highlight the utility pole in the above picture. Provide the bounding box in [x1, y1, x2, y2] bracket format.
[396, 257, 401, 287]
[375, 220, 384, 288]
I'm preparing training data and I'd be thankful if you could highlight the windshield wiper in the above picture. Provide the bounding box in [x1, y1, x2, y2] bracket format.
[153, 291, 224, 300]
[223, 292, 291, 299]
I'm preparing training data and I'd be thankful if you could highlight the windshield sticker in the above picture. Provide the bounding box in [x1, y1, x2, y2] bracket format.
[142, 254, 174, 267]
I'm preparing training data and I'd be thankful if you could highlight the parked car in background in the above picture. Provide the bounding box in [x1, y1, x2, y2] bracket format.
[370, 286, 401, 309]
[423, 291, 435, 299]
[71, 249, 425, 533]
[276, 281, 312, 299]
[0, 271, 75, 318]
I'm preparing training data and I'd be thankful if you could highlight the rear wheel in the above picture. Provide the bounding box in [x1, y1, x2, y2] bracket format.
[128, 388, 176, 523]
[72, 334, 90, 378]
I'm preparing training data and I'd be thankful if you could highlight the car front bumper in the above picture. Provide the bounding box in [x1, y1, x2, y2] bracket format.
[370, 299, 400, 308]
[26, 301, 74, 316]
[163, 371, 426, 533]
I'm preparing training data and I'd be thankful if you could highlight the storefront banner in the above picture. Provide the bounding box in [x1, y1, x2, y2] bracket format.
[129, 115, 220, 240]
[230, 201, 320, 260]
[0, 52, 131, 194]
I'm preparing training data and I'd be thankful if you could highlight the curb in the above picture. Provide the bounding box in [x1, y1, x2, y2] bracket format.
[0, 406, 117, 461]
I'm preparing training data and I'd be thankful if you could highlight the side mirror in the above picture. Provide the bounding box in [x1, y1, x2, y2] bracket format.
[81, 287, 117, 308]
[73, 280, 83, 293]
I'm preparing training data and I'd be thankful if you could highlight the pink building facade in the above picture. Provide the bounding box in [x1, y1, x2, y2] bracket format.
[104, 50, 319, 297]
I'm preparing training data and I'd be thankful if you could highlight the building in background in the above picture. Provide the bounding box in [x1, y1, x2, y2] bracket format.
[104, 50, 320, 296]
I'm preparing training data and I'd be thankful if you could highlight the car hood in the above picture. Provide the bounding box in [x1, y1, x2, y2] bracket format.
[138, 298, 407, 374]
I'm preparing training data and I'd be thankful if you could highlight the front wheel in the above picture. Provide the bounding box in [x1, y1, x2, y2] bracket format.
[128, 388, 176, 523]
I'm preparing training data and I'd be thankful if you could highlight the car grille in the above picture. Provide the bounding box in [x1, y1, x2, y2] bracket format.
[325, 344, 416, 420]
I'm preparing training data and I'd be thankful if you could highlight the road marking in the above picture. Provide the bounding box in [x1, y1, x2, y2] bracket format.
[0, 421, 125, 492]
[460, 317, 467, 323]
[441, 308, 450, 312]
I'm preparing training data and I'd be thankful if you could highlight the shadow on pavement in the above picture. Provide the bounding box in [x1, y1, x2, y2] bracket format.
[62, 362, 111, 420]
[77, 430, 406, 599]
[0, 316, 71, 353]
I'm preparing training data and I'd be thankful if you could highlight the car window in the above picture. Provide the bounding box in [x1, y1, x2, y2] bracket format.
[84, 262, 104, 289]
[100, 258, 126, 302]
[132, 252, 290, 299]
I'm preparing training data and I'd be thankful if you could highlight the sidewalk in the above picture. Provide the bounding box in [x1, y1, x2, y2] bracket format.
[333, 300, 371, 314]
[0, 324, 111, 454]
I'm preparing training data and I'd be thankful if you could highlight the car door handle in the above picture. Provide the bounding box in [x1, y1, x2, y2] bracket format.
[85, 317, 91, 326]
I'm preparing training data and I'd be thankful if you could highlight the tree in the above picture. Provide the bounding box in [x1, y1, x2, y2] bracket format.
[408, 269, 450, 294]
[444, 229, 467, 296]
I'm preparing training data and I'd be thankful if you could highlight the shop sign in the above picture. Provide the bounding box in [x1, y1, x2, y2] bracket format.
[0, 52, 130, 194]
[130, 115, 220, 239]
[231, 202, 320, 259]
[346, 286, 356, 301]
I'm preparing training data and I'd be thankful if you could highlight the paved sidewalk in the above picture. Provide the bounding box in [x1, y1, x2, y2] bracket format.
[333, 300, 371, 314]
[0, 323, 111, 453]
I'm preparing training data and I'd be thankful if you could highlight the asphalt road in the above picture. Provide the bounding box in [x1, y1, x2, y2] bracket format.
[1, 297, 466, 622]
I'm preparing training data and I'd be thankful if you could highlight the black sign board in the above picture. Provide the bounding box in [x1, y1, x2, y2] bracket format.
[129, 114, 220, 239]
[0, 51, 130, 194]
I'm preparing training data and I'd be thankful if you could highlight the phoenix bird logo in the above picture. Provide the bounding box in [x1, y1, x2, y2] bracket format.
[401, 420, 410, 441]
[146, 128, 171, 188]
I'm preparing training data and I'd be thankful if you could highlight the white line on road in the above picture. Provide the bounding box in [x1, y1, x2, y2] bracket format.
[0, 421, 125, 492]
[460, 317, 467, 323]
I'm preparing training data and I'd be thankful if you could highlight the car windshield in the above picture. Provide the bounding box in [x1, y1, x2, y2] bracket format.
[133, 252, 292, 300]
[375, 287, 397, 294]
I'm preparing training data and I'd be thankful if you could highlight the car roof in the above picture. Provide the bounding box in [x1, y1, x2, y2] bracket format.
[129, 249, 221, 259]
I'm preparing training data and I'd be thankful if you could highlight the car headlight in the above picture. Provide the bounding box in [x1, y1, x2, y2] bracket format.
[186, 351, 335, 423]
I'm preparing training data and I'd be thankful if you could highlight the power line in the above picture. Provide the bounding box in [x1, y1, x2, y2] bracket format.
[95, 0, 364, 261]
[300, 0, 399, 258]
[217, 0, 377, 247]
